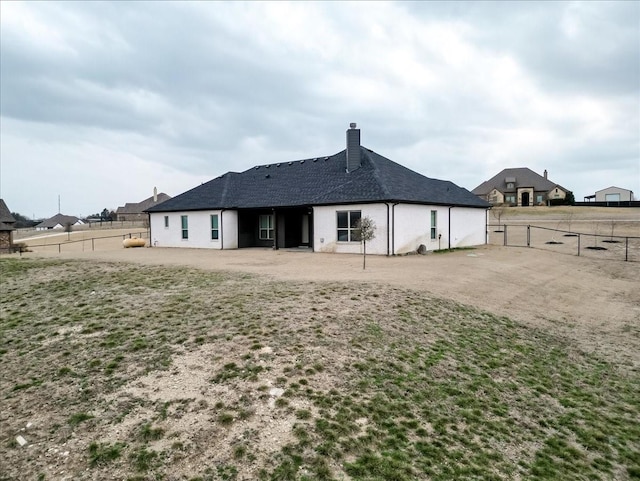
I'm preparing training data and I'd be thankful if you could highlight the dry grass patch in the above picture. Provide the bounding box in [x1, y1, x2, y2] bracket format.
[1, 258, 639, 480]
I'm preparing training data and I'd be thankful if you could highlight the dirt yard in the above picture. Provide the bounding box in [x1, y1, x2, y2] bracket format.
[13, 207, 640, 368]
[2, 207, 639, 480]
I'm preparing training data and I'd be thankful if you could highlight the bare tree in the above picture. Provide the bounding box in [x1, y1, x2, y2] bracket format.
[64, 222, 73, 241]
[491, 205, 505, 232]
[609, 219, 617, 241]
[354, 216, 376, 270]
[564, 212, 574, 233]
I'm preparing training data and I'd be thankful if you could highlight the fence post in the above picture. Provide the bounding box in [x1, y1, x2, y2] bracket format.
[504, 225, 507, 246]
[58, 243, 61, 253]
[92, 238, 95, 251]
[625, 237, 628, 262]
[577, 234, 580, 257]
[527, 225, 530, 247]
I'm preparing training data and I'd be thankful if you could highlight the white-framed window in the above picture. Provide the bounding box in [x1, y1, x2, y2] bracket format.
[259, 214, 274, 240]
[506, 195, 516, 204]
[164, 215, 169, 228]
[181, 215, 188, 239]
[536, 195, 543, 204]
[337, 210, 361, 242]
[211, 214, 219, 240]
[430, 210, 437, 240]
[507, 182, 514, 189]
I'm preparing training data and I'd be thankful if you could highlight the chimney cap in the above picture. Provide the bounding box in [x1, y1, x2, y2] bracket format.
[349, 122, 357, 129]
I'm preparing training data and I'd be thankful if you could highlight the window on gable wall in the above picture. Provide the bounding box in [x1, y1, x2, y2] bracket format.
[164, 216, 169, 228]
[211, 214, 219, 240]
[337, 210, 361, 242]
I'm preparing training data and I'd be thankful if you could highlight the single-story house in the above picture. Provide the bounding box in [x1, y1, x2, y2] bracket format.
[147, 125, 489, 255]
[593, 186, 634, 202]
[472, 168, 570, 206]
[116, 190, 171, 221]
[0, 199, 17, 253]
[36, 214, 84, 231]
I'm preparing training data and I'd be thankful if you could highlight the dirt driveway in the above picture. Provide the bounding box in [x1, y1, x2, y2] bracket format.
[17, 237, 640, 369]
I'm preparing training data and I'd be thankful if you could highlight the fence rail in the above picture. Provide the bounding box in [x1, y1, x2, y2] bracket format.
[488, 224, 639, 262]
[15, 231, 149, 255]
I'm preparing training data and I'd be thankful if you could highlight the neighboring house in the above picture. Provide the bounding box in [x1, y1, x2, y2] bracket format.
[594, 186, 634, 203]
[116, 191, 171, 221]
[472, 168, 570, 206]
[0, 199, 17, 253]
[146, 124, 490, 255]
[36, 214, 84, 231]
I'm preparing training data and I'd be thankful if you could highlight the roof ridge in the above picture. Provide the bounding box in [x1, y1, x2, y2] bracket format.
[363, 148, 392, 198]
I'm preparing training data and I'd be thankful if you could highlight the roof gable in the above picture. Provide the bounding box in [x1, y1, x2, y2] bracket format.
[0, 199, 16, 224]
[148, 147, 488, 213]
[472, 168, 567, 195]
[117, 193, 172, 214]
[37, 214, 81, 228]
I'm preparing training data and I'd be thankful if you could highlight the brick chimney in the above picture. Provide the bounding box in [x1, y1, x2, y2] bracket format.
[543, 169, 548, 179]
[346, 123, 361, 173]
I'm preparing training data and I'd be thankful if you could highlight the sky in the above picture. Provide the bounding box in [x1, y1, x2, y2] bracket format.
[1, 1, 638, 219]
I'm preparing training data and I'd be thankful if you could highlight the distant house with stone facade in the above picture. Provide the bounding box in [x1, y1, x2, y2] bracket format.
[472, 168, 571, 206]
[0, 199, 17, 253]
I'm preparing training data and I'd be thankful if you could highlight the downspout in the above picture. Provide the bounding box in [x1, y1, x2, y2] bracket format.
[220, 209, 226, 250]
[448, 206, 453, 250]
[309, 206, 314, 252]
[147, 212, 152, 247]
[485, 208, 489, 245]
[272, 208, 278, 250]
[386, 203, 390, 256]
[391, 202, 399, 255]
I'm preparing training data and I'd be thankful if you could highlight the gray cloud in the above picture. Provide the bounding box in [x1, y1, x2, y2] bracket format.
[1, 1, 638, 217]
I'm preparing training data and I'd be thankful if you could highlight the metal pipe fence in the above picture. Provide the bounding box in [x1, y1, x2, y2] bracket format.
[488, 224, 639, 262]
[15, 231, 149, 255]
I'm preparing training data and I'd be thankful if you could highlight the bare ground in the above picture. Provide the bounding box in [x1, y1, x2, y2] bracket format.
[13, 211, 640, 369]
[2, 207, 640, 480]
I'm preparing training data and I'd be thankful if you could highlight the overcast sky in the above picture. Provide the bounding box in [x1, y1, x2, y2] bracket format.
[1, 1, 638, 218]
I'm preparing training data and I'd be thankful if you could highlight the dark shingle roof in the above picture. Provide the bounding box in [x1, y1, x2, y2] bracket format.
[0, 199, 16, 224]
[148, 147, 488, 213]
[116, 193, 172, 215]
[0, 221, 14, 231]
[36, 214, 81, 228]
[472, 168, 567, 195]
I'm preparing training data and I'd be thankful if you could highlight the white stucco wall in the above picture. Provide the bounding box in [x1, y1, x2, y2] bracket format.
[449, 207, 487, 247]
[150, 204, 486, 254]
[313, 203, 487, 255]
[314, 203, 389, 255]
[150, 210, 238, 249]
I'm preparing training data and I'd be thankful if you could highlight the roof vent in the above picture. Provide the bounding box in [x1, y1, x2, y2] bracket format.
[266, 164, 270, 168]
[265, 174, 270, 179]
[288, 161, 293, 165]
[276, 163, 280, 167]
[300, 160, 305, 164]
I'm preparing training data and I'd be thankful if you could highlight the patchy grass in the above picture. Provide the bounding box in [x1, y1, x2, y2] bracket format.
[1, 257, 638, 480]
